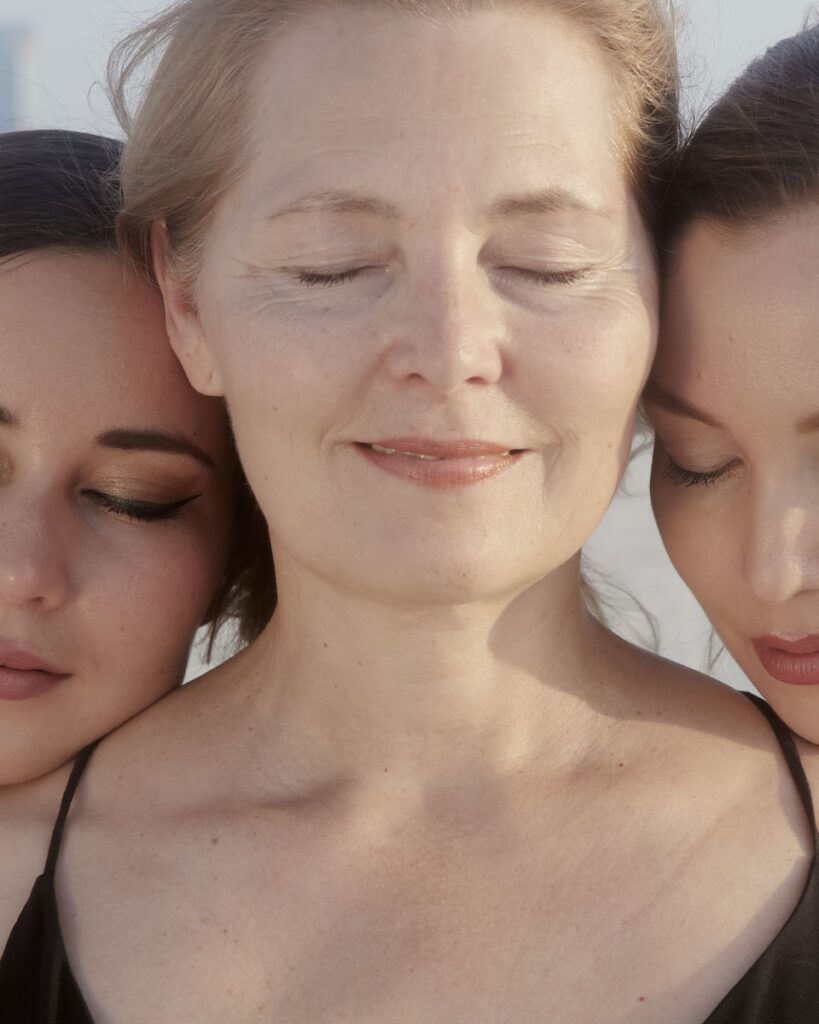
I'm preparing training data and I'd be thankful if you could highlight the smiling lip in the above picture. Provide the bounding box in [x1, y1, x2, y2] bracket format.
[356, 437, 526, 488]
[0, 645, 71, 701]
[752, 635, 819, 687]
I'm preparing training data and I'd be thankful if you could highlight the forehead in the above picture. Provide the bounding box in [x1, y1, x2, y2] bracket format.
[0, 252, 219, 438]
[658, 212, 819, 396]
[235, 5, 626, 217]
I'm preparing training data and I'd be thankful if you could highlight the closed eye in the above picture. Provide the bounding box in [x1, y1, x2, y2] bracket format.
[296, 267, 384, 288]
[499, 266, 593, 286]
[83, 490, 200, 522]
[664, 458, 740, 488]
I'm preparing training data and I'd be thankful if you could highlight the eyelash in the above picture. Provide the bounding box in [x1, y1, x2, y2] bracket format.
[501, 266, 591, 287]
[295, 266, 590, 288]
[664, 458, 738, 489]
[84, 491, 200, 523]
[296, 268, 369, 288]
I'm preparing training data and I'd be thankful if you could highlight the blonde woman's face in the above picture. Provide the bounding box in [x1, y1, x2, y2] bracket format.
[649, 211, 819, 741]
[170, 5, 657, 605]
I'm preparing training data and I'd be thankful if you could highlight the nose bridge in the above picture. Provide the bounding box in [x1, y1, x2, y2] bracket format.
[385, 236, 505, 393]
[744, 475, 819, 604]
[0, 490, 71, 610]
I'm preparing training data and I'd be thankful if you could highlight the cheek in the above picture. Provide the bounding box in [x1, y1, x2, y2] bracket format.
[529, 297, 654, 414]
[83, 527, 226, 662]
[650, 461, 737, 617]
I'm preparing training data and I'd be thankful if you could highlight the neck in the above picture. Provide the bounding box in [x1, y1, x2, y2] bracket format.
[230, 554, 631, 791]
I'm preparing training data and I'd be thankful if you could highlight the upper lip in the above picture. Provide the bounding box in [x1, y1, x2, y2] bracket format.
[363, 438, 523, 458]
[0, 642, 69, 675]
[752, 635, 819, 656]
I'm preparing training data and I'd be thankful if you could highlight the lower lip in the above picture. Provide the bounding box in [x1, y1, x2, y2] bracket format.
[753, 641, 819, 687]
[0, 667, 70, 701]
[357, 445, 525, 488]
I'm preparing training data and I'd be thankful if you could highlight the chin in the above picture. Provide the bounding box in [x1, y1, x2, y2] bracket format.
[0, 747, 63, 787]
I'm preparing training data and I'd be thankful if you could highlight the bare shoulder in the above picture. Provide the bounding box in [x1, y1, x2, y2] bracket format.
[76, 654, 246, 815]
[604, 630, 779, 752]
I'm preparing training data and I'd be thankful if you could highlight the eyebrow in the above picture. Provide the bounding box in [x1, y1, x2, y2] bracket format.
[266, 189, 402, 222]
[489, 188, 615, 221]
[645, 384, 819, 438]
[0, 404, 18, 428]
[265, 187, 613, 224]
[96, 429, 216, 470]
[642, 384, 725, 430]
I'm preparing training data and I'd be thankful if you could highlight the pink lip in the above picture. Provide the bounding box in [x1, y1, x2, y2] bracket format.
[357, 437, 526, 488]
[752, 635, 819, 687]
[0, 645, 71, 701]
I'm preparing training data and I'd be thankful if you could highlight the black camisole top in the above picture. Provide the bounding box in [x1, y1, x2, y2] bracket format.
[0, 697, 817, 1023]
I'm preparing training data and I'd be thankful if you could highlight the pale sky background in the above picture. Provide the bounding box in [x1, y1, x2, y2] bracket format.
[0, 0, 815, 683]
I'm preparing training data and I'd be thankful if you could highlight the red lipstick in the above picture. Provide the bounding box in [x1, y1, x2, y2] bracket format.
[752, 635, 819, 687]
[0, 645, 71, 701]
[356, 437, 525, 488]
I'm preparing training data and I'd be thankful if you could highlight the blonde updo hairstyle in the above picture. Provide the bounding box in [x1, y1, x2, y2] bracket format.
[110, 0, 680, 294]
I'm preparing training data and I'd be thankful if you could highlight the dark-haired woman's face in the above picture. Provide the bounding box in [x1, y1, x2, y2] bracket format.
[0, 251, 234, 784]
[648, 211, 819, 740]
[164, 5, 657, 606]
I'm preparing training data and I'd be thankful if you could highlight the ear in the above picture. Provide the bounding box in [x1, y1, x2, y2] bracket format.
[151, 222, 225, 397]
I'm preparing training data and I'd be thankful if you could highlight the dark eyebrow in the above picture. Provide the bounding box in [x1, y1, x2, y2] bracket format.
[0, 404, 18, 428]
[96, 429, 216, 470]
[642, 384, 725, 430]
[267, 189, 401, 222]
[489, 188, 615, 221]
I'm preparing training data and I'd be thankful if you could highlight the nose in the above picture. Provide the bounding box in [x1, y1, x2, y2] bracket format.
[743, 483, 819, 605]
[382, 263, 505, 394]
[0, 502, 71, 611]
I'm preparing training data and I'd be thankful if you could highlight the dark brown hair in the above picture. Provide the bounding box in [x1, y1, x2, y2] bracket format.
[664, 22, 819, 244]
[0, 130, 275, 651]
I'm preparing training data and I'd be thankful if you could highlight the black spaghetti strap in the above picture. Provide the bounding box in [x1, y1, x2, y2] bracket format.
[745, 692, 818, 837]
[43, 741, 100, 879]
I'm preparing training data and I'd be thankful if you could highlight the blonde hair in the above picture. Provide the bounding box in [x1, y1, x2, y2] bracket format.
[109, 0, 680, 288]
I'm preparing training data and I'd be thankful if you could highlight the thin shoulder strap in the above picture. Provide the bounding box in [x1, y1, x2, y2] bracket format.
[44, 740, 100, 878]
[745, 692, 818, 836]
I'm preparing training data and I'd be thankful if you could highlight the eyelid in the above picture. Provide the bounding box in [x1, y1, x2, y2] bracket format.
[292, 264, 390, 288]
[83, 490, 201, 522]
[497, 265, 594, 286]
[664, 455, 740, 489]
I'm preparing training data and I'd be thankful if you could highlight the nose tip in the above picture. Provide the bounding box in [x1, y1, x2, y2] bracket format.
[0, 515, 70, 611]
[384, 277, 506, 394]
[744, 502, 819, 605]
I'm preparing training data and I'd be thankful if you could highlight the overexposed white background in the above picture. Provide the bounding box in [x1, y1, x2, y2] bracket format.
[1, 0, 814, 682]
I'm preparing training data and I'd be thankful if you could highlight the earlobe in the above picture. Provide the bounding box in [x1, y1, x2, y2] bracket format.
[151, 222, 225, 397]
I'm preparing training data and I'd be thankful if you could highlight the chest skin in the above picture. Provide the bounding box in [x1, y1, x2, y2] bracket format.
[55, 726, 812, 1024]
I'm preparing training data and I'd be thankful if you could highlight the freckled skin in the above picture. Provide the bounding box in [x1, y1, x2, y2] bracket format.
[649, 211, 819, 741]
[0, 252, 234, 783]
